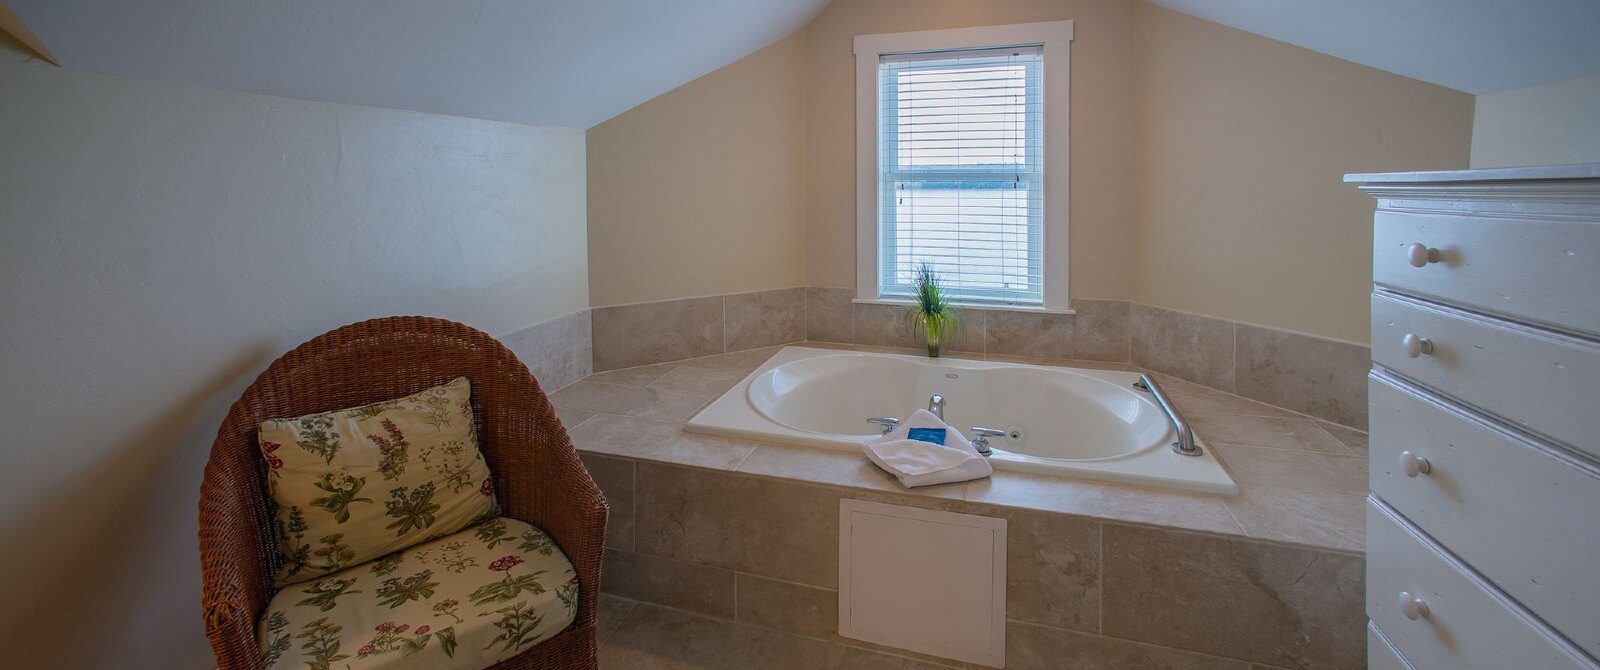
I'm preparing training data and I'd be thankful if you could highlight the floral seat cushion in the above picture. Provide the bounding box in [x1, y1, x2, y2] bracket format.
[259, 517, 577, 670]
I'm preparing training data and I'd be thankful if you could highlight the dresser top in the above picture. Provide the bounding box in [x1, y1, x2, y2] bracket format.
[1345, 162, 1600, 184]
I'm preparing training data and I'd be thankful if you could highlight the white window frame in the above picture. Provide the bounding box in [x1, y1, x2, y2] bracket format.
[854, 21, 1074, 313]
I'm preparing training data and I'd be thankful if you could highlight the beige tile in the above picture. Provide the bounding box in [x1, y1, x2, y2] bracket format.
[1315, 422, 1368, 456]
[650, 366, 749, 395]
[945, 307, 986, 353]
[984, 299, 1130, 362]
[598, 594, 639, 643]
[735, 445, 904, 493]
[805, 287, 856, 343]
[1101, 524, 1366, 669]
[807, 341, 924, 356]
[983, 353, 1142, 372]
[601, 548, 737, 619]
[964, 471, 1245, 536]
[635, 462, 842, 587]
[549, 381, 714, 421]
[600, 602, 846, 670]
[848, 488, 979, 515]
[1235, 324, 1370, 429]
[1152, 374, 1297, 418]
[734, 572, 837, 639]
[554, 406, 596, 429]
[1131, 304, 1236, 391]
[999, 509, 1101, 632]
[585, 362, 679, 387]
[501, 309, 593, 391]
[569, 414, 755, 469]
[1007, 621, 1251, 670]
[853, 302, 919, 349]
[837, 647, 959, 670]
[1223, 487, 1366, 552]
[592, 296, 725, 371]
[580, 453, 635, 550]
[732, 572, 970, 668]
[1188, 413, 1348, 454]
[793, 340, 860, 351]
[726, 288, 806, 351]
[678, 345, 785, 374]
[1211, 444, 1366, 495]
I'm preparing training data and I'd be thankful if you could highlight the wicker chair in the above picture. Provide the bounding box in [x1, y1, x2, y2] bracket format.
[198, 316, 606, 669]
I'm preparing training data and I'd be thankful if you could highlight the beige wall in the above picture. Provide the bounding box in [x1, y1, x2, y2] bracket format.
[586, 0, 1475, 341]
[1471, 73, 1600, 168]
[1132, 4, 1472, 343]
[804, 0, 1138, 299]
[0, 46, 587, 667]
[586, 32, 809, 307]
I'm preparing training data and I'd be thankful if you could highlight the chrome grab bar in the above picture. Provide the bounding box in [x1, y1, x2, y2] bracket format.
[1134, 374, 1202, 456]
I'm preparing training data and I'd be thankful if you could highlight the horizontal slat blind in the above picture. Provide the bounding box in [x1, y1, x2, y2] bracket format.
[879, 46, 1044, 305]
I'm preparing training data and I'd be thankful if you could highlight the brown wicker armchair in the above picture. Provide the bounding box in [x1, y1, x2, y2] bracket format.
[198, 316, 606, 669]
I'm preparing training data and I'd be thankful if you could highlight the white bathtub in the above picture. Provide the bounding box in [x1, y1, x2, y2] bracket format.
[685, 346, 1238, 494]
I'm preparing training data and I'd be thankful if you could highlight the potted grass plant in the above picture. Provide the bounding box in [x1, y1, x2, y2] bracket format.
[908, 264, 959, 358]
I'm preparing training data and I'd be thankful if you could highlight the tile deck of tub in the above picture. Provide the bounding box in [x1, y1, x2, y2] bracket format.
[550, 342, 1368, 554]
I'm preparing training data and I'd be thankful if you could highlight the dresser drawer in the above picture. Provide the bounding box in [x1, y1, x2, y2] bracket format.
[1373, 208, 1600, 336]
[1370, 372, 1600, 658]
[1368, 622, 1414, 670]
[1366, 499, 1596, 670]
[1371, 290, 1600, 456]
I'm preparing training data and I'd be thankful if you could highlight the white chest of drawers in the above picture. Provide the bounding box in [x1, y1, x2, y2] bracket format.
[1348, 164, 1600, 668]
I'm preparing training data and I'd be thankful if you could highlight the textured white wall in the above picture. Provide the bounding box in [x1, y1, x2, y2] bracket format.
[0, 49, 587, 667]
[1471, 73, 1600, 168]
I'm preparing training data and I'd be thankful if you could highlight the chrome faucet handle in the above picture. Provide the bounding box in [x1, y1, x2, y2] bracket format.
[927, 394, 946, 420]
[970, 426, 1006, 455]
[866, 417, 900, 435]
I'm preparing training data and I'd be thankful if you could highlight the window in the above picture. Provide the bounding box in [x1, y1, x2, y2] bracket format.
[878, 47, 1043, 304]
[855, 22, 1073, 310]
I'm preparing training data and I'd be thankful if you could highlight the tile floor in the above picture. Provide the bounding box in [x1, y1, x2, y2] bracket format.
[599, 595, 960, 670]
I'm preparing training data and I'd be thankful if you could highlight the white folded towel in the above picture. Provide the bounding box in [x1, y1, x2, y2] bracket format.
[862, 409, 993, 488]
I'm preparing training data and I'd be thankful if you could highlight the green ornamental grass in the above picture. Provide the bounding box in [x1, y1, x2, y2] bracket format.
[908, 264, 959, 358]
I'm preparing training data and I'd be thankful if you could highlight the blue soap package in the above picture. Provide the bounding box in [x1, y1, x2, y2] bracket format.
[906, 427, 947, 446]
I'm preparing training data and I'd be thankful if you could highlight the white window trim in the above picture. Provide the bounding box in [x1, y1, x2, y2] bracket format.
[854, 20, 1074, 312]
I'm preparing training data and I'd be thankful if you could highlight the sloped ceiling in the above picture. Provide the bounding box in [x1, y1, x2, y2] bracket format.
[11, 0, 1600, 127]
[1146, 0, 1600, 94]
[5, 0, 828, 129]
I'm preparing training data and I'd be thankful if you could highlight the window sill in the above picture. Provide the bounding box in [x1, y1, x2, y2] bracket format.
[851, 298, 1076, 316]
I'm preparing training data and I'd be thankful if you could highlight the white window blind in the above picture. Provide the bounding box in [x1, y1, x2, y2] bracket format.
[878, 45, 1044, 305]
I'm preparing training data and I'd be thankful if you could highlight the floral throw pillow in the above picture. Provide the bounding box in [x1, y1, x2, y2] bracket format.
[259, 377, 499, 587]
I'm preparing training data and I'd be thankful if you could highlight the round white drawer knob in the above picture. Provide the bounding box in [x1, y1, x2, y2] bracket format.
[1402, 332, 1434, 358]
[1398, 591, 1431, 621]
[1399, 450, 1432, 477]
[1407, 243, 1443, 267]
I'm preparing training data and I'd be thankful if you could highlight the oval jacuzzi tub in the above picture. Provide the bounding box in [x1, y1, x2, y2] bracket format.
[685, 346, 1237, 494]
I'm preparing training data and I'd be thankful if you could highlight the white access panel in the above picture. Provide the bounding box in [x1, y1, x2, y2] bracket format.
[838, 499, 1006, 668]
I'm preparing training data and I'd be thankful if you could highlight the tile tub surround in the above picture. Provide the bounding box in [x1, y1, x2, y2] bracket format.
[806, 287, 1130, 362]
[1131, 303, 1371, 429]
[591, 288, 807, 371]
[591, 288, 1368, 429]
[555, 344, 1369, 669]
[499, 308, 593, 391]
